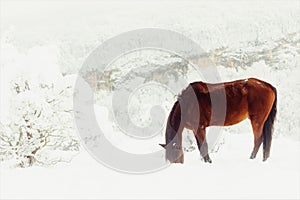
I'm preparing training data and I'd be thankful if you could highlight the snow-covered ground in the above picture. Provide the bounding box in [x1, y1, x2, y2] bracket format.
[1, 135, 299, 199]
[1, 0, 300, 199]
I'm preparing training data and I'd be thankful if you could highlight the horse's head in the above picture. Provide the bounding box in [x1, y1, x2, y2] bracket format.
[159, 143, 184, 163]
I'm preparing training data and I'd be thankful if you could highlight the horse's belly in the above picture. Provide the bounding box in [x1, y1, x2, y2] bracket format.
[224, 99, 248, 126]
[224, 110, 248, 126]
[210, 97, 248, 126]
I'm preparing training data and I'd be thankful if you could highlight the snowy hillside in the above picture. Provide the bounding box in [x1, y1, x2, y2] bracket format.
[1, 0, 300, 199]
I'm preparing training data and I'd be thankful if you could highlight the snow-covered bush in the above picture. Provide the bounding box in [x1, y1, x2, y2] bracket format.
[0, 76, 80, 168]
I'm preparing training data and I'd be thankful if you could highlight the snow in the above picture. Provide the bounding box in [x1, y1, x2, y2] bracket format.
[1, 135, 299, 199]
[1, 0, 300, 199]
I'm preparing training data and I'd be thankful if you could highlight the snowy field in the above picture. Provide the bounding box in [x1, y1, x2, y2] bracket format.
[1, 136, 300, 199]
[1, 0, 300, 199]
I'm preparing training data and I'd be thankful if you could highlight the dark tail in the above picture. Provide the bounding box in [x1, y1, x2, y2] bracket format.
[262, 86, 277, 161]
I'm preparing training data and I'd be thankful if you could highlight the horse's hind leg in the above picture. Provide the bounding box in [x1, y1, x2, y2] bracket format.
[194, 127, 212, 163]
[249, 117, 264, 159]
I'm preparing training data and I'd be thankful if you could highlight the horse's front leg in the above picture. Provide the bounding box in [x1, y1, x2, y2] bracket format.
[195, 127, 212, 163]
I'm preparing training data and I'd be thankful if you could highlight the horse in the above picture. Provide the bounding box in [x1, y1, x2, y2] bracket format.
[160, 78, 277, 163]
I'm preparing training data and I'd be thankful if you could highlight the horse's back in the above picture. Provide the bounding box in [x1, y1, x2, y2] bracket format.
[190, 78, 275, 95]
[185, 78, 276, 126]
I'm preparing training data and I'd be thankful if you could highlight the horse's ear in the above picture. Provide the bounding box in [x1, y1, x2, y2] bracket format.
[159, 144, 166, 148]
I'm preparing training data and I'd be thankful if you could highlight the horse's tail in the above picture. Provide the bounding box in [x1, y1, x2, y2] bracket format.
[262, 86, 277, 161]
[159, 101, 184, 163]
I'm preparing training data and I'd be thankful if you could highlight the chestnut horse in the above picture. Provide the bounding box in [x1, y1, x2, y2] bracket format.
[160, 78, 277, 163]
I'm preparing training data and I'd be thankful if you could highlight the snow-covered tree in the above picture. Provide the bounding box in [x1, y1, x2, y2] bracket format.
[0, 76, 80, 168]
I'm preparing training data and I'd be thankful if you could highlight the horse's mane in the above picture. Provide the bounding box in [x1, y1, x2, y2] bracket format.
[168, 101, 179, 128]
[176, 83, 194, 102]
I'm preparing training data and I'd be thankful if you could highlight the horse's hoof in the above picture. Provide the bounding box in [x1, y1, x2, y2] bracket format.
[263, 157, 268, 162]
[263, 153, 270, 161]
[204, 157, 212, 163]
